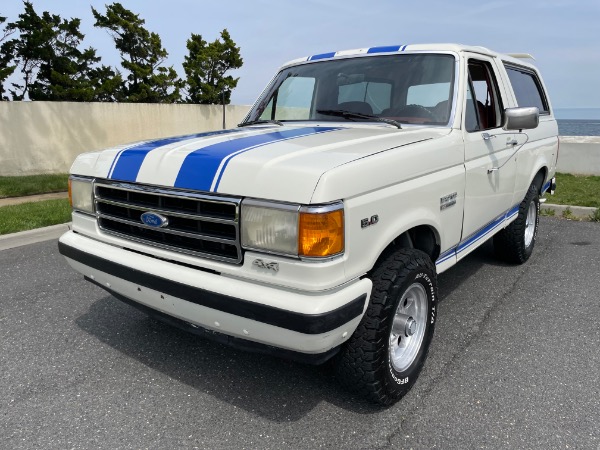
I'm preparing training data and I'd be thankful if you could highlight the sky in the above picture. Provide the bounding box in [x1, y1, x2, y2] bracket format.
[2, 0, 599, 110]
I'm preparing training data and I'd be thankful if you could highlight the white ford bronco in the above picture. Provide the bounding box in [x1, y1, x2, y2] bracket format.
[59, 43, 558, 404]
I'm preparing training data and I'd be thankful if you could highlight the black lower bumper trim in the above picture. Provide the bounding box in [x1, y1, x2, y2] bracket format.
[87, 277, 340, 365]
[59, 240, 366, 335]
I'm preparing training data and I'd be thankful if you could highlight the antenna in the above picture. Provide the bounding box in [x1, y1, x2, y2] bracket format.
[222, 88, 226, 129]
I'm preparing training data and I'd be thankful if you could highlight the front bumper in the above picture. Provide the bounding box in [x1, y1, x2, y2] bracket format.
[58, 231, 371, 359]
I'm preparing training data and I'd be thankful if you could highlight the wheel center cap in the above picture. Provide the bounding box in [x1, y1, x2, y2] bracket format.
[405, 318, 417, 336]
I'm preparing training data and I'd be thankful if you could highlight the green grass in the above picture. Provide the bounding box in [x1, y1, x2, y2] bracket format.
[548, 173, 600, 208]
[0, 199, 71, 235]
[540, 208, 556, 217]
[0, 173, 69, 199]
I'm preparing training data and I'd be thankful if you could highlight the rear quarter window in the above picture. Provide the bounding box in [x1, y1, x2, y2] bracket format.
[504, 64, 550, 114]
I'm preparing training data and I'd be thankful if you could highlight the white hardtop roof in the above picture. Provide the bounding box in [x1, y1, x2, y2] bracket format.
[281, 43, 537, 70]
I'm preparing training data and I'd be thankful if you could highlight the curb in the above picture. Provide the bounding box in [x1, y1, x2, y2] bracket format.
[0, 223, 71, 251]
[0, 191, 68, 207]
[541, 203, 597, 220]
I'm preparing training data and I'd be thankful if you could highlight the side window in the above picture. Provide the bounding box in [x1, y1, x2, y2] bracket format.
[338, 81, 391, 114]
[466, 61, 504, 131]
[504, 65, 549, 114]
[260, 76, 315, 121]
[465, 82, 479, 132]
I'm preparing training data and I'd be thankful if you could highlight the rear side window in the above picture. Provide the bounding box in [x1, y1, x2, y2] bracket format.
[504, 65, 549, 114]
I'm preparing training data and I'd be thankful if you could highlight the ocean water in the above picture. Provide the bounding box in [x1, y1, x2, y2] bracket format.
[557, 119, 600, 136]
[555, 108, 600, 136]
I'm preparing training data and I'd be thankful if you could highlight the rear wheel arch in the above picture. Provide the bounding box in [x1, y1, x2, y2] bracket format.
[532, 167, 547, 194]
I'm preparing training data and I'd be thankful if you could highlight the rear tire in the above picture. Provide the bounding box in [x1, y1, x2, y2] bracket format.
[335, 248, 437, 405]
[494, 182, 540, 264]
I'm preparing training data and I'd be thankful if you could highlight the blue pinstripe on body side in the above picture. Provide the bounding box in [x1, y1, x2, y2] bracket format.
[542, 180, 551, 194]
[436, 202, 521, 266]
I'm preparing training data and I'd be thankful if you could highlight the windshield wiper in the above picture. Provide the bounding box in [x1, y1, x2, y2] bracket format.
[316, 109, 402, 129]
[238, 119, 284, 127]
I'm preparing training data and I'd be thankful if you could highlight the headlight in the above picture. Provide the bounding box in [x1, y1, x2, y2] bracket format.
[241, 199, 344, 259]
[68, 176, 94, 214]
[241, 200, 299, 255]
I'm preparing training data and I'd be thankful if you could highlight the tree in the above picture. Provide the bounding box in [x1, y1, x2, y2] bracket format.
[92, 2, 180, 103]
[3, 1, 121, 101]
[1, 2, 55, 100]
[29, 15, 123, 101]
[0, 15, 16, 100]
[182, 29, 242, 104]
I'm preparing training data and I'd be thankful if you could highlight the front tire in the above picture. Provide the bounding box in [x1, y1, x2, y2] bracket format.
[494, 182, 540, 264]
[335, 248, 437, 405]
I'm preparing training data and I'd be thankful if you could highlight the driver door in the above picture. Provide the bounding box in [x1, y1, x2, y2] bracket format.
[460, 56, 516, 260]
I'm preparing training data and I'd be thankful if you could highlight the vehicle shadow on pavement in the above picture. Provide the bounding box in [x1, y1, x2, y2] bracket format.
[437, 239, 511, 302]
[73, 240, 514, 422]
[75, 295, 384, 421]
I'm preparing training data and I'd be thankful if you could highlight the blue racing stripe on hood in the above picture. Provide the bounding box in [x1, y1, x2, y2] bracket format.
[108, 129, 243, 182]
[174, 127, 341, 192]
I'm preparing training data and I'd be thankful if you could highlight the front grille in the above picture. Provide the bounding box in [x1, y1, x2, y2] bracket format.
[94, 180, 242, 263]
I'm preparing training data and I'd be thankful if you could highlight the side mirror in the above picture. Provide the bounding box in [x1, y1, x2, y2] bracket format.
[502, 107, 539, 131]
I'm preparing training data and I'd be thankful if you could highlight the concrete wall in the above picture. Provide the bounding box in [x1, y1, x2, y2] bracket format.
[557, 136, 600, 176]
[0, 101, 251, 176]
[0, 101, 598, 176]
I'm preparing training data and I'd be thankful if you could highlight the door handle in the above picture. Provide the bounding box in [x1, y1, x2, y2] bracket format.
[507, 138, 518, 146]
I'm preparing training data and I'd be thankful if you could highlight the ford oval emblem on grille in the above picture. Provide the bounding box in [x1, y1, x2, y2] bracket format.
[140, 211, 169, 228]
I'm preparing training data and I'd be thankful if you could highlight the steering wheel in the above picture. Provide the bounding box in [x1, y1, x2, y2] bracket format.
[393, 104, 437, 120]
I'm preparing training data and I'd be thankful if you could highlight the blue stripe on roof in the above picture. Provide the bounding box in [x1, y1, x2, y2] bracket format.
[174, 127, 341, 192]
[367, 45, 402, 54]
[108, 129, 243, 182]
[309, 52, 336, 61]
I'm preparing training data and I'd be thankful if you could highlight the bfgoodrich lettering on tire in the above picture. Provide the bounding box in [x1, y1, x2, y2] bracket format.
[494, 181, 540, 264]
[335, 248, 437, 405]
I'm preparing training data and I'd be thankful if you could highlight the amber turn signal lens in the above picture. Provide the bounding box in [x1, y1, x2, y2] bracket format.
[298, 209, 344, 257]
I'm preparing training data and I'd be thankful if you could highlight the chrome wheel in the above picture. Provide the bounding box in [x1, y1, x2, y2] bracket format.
[389, 283, 427, 372]
[524, 199, 537, 248]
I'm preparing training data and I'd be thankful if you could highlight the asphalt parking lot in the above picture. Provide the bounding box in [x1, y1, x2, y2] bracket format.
[1, 217, 598, 449]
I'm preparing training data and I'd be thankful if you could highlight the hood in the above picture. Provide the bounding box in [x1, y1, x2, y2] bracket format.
[71, 124, 449, 203]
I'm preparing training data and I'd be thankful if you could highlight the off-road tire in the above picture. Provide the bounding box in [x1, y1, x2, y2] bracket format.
[335, 248, 437, 405]
[494, 182, 540, 264]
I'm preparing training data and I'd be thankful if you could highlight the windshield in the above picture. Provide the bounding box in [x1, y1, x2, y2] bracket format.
[245, 53, 456, 126]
